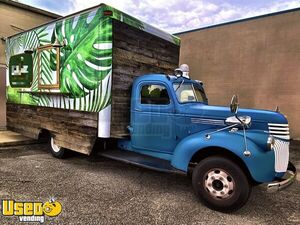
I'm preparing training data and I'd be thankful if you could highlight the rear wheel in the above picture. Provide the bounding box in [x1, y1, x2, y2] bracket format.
[192, 156, 252, 212]
[49, 136, 67, 159]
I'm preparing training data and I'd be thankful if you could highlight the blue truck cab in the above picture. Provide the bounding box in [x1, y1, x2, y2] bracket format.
[113, 65, 296, 212]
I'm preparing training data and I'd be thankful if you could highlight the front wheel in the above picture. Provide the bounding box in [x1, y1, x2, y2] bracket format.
[192, 156, 252, 212]
[49, 136, 67, 159]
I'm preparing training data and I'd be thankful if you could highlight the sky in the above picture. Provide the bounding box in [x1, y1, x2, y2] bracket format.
[19, 0, 300, 33]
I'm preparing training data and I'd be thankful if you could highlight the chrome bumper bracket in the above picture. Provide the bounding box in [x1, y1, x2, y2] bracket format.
[267, 162, 297, 193]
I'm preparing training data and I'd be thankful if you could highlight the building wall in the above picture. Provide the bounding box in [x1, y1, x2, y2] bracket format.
[178, 10, 300, 139]
[0, 2, 59, 128]
[0, 66, 5, 129]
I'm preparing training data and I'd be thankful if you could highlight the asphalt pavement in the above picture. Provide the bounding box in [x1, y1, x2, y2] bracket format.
[0, 141, 299, 225]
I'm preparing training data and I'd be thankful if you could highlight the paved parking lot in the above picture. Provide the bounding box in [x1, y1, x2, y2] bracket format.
[0, 141, 299, 225]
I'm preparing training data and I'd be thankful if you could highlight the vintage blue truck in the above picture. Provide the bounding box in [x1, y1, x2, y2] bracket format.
[97, 65, 296, 212]
[5, 4, 296, 212]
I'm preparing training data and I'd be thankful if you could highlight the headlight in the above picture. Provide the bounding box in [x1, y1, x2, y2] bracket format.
[267, 135, 275, 150]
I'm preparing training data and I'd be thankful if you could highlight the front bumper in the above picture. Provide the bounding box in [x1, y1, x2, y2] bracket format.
[267, 162, 297, 192]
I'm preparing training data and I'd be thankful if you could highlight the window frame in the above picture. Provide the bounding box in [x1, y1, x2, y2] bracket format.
[172, 82, 207, 104]
[139, 82, 172, 106]
[37, 45, 60, 89]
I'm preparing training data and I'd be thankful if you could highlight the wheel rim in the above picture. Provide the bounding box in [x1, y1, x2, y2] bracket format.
[204, 168, 235, 200]
[51, 137, 61, 153]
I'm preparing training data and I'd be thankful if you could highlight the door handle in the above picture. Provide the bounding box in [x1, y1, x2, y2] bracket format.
[134, 108, 142, 112]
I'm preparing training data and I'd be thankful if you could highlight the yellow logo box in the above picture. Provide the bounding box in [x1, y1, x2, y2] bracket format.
[2, 199, 62, 217]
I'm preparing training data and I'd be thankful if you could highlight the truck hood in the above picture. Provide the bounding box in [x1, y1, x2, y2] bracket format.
[179, 104, 288, 125]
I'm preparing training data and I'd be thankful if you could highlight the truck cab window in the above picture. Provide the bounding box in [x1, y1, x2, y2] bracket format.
[173, 83, 206, 103]
[141, 84, 170, 105]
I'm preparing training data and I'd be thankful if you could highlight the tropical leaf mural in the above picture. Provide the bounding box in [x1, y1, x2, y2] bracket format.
[6, 4, 178, 114]
[47, 8, 113, 111]
[6, 26, 52, 106]
[50, 10, 112, 97]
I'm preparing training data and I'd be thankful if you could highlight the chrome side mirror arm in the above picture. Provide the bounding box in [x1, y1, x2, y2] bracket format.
[205, 123, 238, 139]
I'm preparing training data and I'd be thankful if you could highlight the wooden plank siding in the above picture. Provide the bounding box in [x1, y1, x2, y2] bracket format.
[6, 103, 98, 155]
[110, 20, 180, 137]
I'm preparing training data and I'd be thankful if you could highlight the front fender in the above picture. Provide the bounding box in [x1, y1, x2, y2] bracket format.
[171, 130, 275, 182]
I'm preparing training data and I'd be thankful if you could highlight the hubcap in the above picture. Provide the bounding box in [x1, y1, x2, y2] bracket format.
[204, 169, 235, 199]
[51, 137, 61, 153]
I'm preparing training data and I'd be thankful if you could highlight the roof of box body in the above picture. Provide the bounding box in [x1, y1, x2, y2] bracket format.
[7, 3, 180, 45]
[0, 0, 61, 19]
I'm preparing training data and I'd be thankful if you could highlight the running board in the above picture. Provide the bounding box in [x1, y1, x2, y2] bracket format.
[98, 149, 185, 175]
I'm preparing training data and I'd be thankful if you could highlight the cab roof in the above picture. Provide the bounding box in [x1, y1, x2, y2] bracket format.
[133, 74, 196, 84]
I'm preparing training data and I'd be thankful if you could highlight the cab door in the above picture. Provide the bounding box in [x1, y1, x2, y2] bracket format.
[131, 82, 176, 154]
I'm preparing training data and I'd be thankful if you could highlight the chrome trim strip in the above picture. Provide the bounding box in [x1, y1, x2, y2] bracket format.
[268, 123, 289, 127]
[269, 127, 289, 131]
[269, 131, 289, 135]
[268, 123, 290, 140]
[191, 118, 225, 126]
[272, 135, 290, 140]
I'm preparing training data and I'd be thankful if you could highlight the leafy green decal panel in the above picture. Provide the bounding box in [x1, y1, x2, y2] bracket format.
[5, 4, 178, 112]
[50, 10, 112, 98]
[9, 53, 33, 88]
[6, 26, 53, 106]
[6, 7, 113, 113]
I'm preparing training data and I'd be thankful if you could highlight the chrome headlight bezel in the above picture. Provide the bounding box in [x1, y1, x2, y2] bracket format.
[267, 135, 275, 150]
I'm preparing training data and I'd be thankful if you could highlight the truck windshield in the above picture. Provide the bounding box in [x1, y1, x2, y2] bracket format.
[173, 83, 206, 103]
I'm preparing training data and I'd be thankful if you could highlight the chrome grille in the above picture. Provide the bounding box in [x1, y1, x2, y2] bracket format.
[268, 123, 290, 140]
[273, 139, 289, 173]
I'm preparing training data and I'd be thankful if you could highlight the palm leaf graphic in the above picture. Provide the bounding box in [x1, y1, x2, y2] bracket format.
[50, 8, 113, 111]
[6, 26, 52, 106]
[7, 6, 145, 112]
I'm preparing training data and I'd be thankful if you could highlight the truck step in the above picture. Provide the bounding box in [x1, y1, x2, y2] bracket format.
[98, 149, 185, 175]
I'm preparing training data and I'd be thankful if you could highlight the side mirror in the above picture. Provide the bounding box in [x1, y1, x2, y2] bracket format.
[230, 95, 239, 114]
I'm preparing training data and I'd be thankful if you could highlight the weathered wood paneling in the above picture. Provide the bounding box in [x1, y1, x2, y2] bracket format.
[111, 20, 180, 137]
[6, 103, 98, 155]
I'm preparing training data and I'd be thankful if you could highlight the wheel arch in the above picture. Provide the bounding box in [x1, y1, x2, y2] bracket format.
[38, 128, 51, 142]
[189, 147, 257, 184]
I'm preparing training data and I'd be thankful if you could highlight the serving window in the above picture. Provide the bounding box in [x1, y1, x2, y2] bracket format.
[37, 45, 60, 89]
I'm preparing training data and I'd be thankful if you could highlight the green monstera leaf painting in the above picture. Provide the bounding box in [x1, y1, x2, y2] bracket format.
[6, 4, 178, 113]
[49, 9, 113, 111]
[6, 26, 52, 106]
[51, 12, 111, 95]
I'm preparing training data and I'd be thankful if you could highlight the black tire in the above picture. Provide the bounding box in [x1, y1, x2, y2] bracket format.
[48, 136, 68, 159]
[192, 156, 252, 212]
